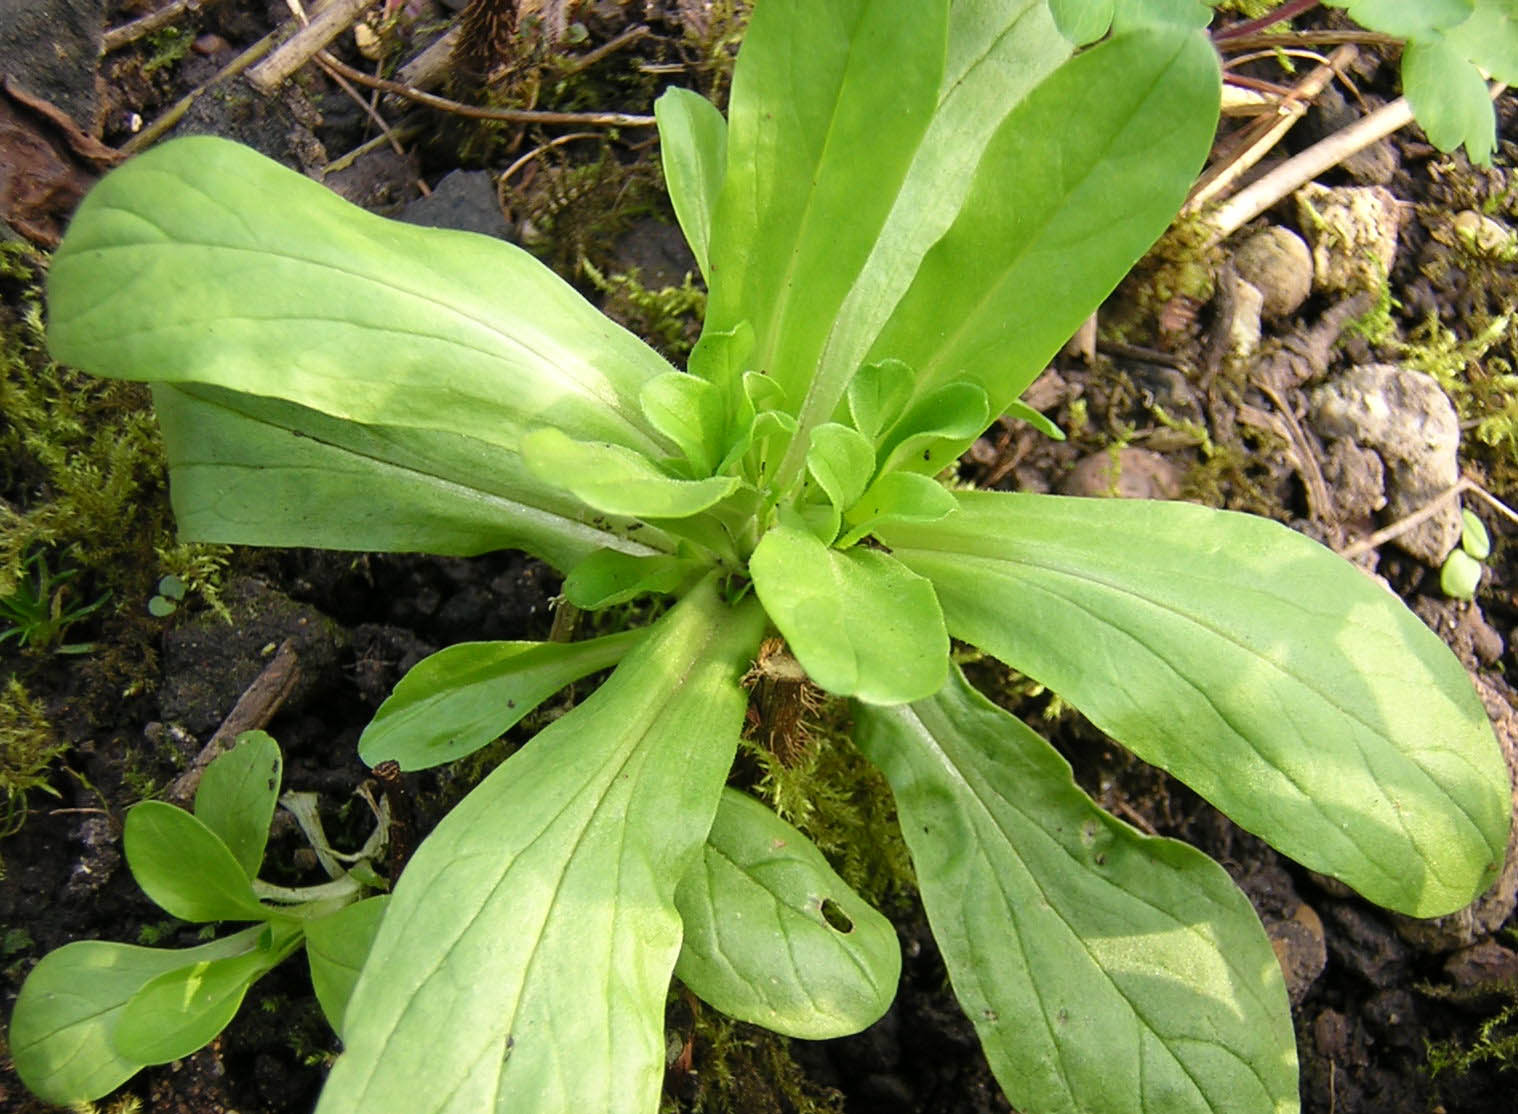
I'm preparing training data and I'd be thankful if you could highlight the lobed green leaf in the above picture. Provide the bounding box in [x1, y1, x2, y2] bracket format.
[306, 897, 391, 1035]
[655, 87, 728, 280]
[674, 789, 900, 1039]
[115, 922, 303, 1063]
[124, 801, 272, 924]
[194, 730, 281, 881]
[358, 631, 643, 770]
[8, 927, 266, 1105]
[855, 667, 1298, 1114]
[749, 523, 947, 704]
[317, 578, 766, 1114]
[882, 491, 1510, 917]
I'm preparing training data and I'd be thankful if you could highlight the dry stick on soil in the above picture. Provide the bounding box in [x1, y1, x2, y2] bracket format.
[313, 50, 406, 155]
[246, 0, 373, 95]
[1186, 45, 1357, 214]
[120, 28, 279, 155]
[1339, 478, 1518, 559]
[558, 23, 652, 76]
[163, 639, 301, 807]
[316, 51, 657, 126]
[103, 0, 227, 53]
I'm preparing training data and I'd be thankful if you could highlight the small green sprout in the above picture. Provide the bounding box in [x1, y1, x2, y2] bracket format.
[147, 574, 186, 618]
[1442, 508, 1492, 600]
[0, 548, 110, 654]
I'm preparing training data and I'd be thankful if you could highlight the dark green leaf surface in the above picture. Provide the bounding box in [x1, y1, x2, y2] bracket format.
[115, 923, 302, 1063]
[49, 136, 672, 457]
[855, 668, 1297, 1114]
[749, 524, 947, 704]
[358, 631, 643, 770]
[8, 928, 265, 1105]
[655, 87, 727, 279]
[124, 802, 272, 924]
[317, 579, 765, 1114]
[882, 491, 1510, 917]
[674, 789, 900, 1039]
[306, 897, 390, 1035]
[153, 383, 664, 570]
[194, 730, 281, 880]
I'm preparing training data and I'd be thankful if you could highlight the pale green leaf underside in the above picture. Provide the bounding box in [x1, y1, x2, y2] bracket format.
[153, 383, 666, 571]
[8, 926, 266, 1105]
[655, 87, 727, 279]
[124, 802, 272, 924]
[1401, 38, 1497, 164]
[49, 136, 673, 457]
[306, 896, 390, 1036]
[674, 789, 900, 1039]
[749, 524, 947, 705]
[357, 630, 643, 770]
[882, 491, 1509, 917]
[854, 668, 1297, 1114]
[194, 730, 281, 880]
[318, 579, 765, 1114]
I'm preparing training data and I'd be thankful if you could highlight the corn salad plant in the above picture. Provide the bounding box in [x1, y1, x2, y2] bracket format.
[12, 2, 1510, 1113]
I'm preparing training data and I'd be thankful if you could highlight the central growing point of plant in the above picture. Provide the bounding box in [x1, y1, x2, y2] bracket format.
[11, 2, 1511, 1113]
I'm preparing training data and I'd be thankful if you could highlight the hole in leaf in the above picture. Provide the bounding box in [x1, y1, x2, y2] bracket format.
[820, 898, 853, 933]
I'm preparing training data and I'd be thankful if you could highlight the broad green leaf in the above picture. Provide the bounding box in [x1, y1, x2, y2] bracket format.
[153, 383, 667, 571]
[115, 922, 303, 1063]
[317, 578, 766, 1114]
[49, 136, 672, 458]
[674, 789, 900, 1039]
[749, 523, 947, 704]
[1444, 0, 1518, 83]
[854, 668, 1297, 1114]
[789, 1, 1072, 485]
[881, 491, 1510, 917]
[194, 730, 281, 881]
[655, 87, 727, 279]
[839, 471, 956, 547]
[846, 358, 916, 443]
[641, 372, 728, 477]
[522, 428, 740, 519]
[805, 423, 876, 525]
[1049, 0, 1114, 42]
[8, 927, 267, 1105]
[124, 802, 272, 923]
[705, 0, 948, 408]
[305, 897, 391, 1035]
[358, 630, 643, 770]
[866, 27, 1219, 419]
[1403, 37, 1497, 163]
[563, 549, 708, 609]
[877, 380, 990, 476]
[1325, 0, 1474, 38]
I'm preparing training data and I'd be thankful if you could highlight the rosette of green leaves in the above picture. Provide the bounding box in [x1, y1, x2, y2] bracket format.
[35, 2, 1511, 1114]
[8, 733, 386, 1105]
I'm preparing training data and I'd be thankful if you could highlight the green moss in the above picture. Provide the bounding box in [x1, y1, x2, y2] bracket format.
[0, 677, 66, 840]
[581, 258, 706, 361]
[1427, 995, 1518, 1081]
[664, 1008, 844, 1114]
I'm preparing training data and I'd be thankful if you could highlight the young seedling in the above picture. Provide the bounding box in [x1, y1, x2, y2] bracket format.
[9, 732, 388, 1105]
[0, 548, 110, 655]
[23, 3, 1511, 1113]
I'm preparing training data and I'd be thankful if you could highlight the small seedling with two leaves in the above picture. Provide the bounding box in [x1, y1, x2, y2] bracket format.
[1443, 508, 1493, 599]
[8, 732, 388, 1105]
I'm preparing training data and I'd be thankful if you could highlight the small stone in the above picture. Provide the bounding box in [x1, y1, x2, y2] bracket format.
[1266, 901, 1327, 1005]
[1059, 447, 1182, 500]
[1309, 363, 1461, 563]
[1443, 939, 1518, 989]
[1319, 437, 1386, 524]
[401, 170, 512, 240]
[1452, 209, 1517, 258]
[1227, 272, 1264, 360]
[1233, 226, 1313, 318]
[1295, 182, 1401, 294]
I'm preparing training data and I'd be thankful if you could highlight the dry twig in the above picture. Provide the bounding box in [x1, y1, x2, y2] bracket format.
[247, 0, 373, 95]
[103, 0, 227, 53]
